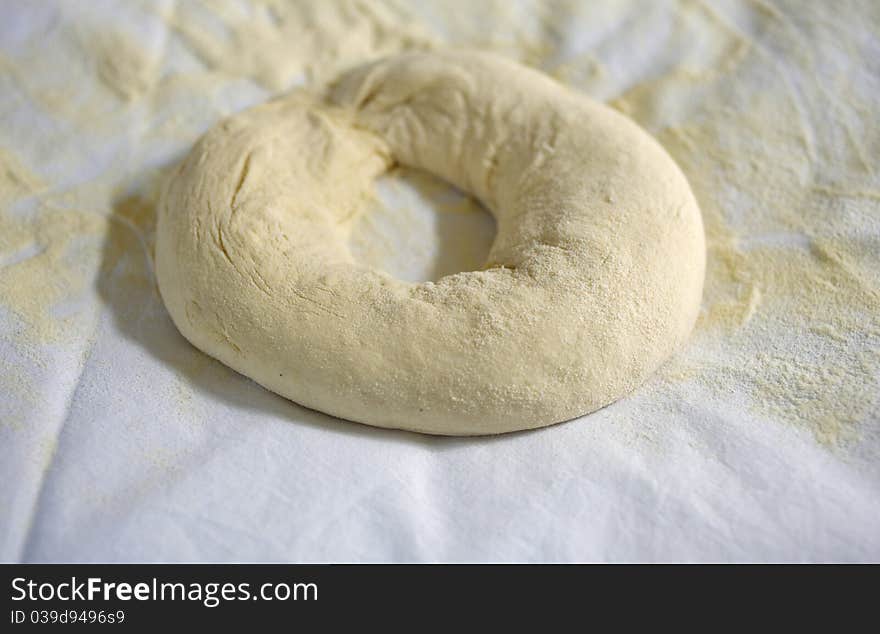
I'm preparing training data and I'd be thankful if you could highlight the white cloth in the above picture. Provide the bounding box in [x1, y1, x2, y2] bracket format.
[1, 0, 878, 562]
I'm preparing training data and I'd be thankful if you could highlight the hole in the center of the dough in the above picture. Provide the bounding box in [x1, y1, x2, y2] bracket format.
[347, 166, 496, 283]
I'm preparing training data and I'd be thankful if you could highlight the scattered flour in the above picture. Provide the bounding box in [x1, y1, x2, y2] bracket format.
[1, 0, 877, 446]
[610, 0, 880, 445]
[91, 30, 160, 101]
[0, 150, 105, 343]
[162, 0, 435, 89]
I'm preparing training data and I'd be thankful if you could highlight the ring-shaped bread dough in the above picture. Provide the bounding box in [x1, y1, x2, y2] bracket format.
[156, 51, 705, 435]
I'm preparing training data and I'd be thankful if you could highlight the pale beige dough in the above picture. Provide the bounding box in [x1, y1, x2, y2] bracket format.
[155, 50, 705, 435]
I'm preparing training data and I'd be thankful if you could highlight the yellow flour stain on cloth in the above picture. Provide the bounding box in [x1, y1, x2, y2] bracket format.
[0, 149, 101, 344]
[0, 207, 106, 343]
[0, 150, 156, 345]
[0, 148, 43, 206]
[612, 0, 880, 445]
[91, 31, 160, 101]
[162, 0, 435, 89]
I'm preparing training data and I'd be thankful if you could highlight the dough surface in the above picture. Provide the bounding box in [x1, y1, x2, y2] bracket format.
[156, 50, 705, 435]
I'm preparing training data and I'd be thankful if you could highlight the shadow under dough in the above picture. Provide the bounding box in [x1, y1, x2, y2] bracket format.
[99, 180, 533, 447]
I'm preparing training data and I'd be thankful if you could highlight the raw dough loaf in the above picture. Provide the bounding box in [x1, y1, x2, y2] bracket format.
[156, 50, 705, 435]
